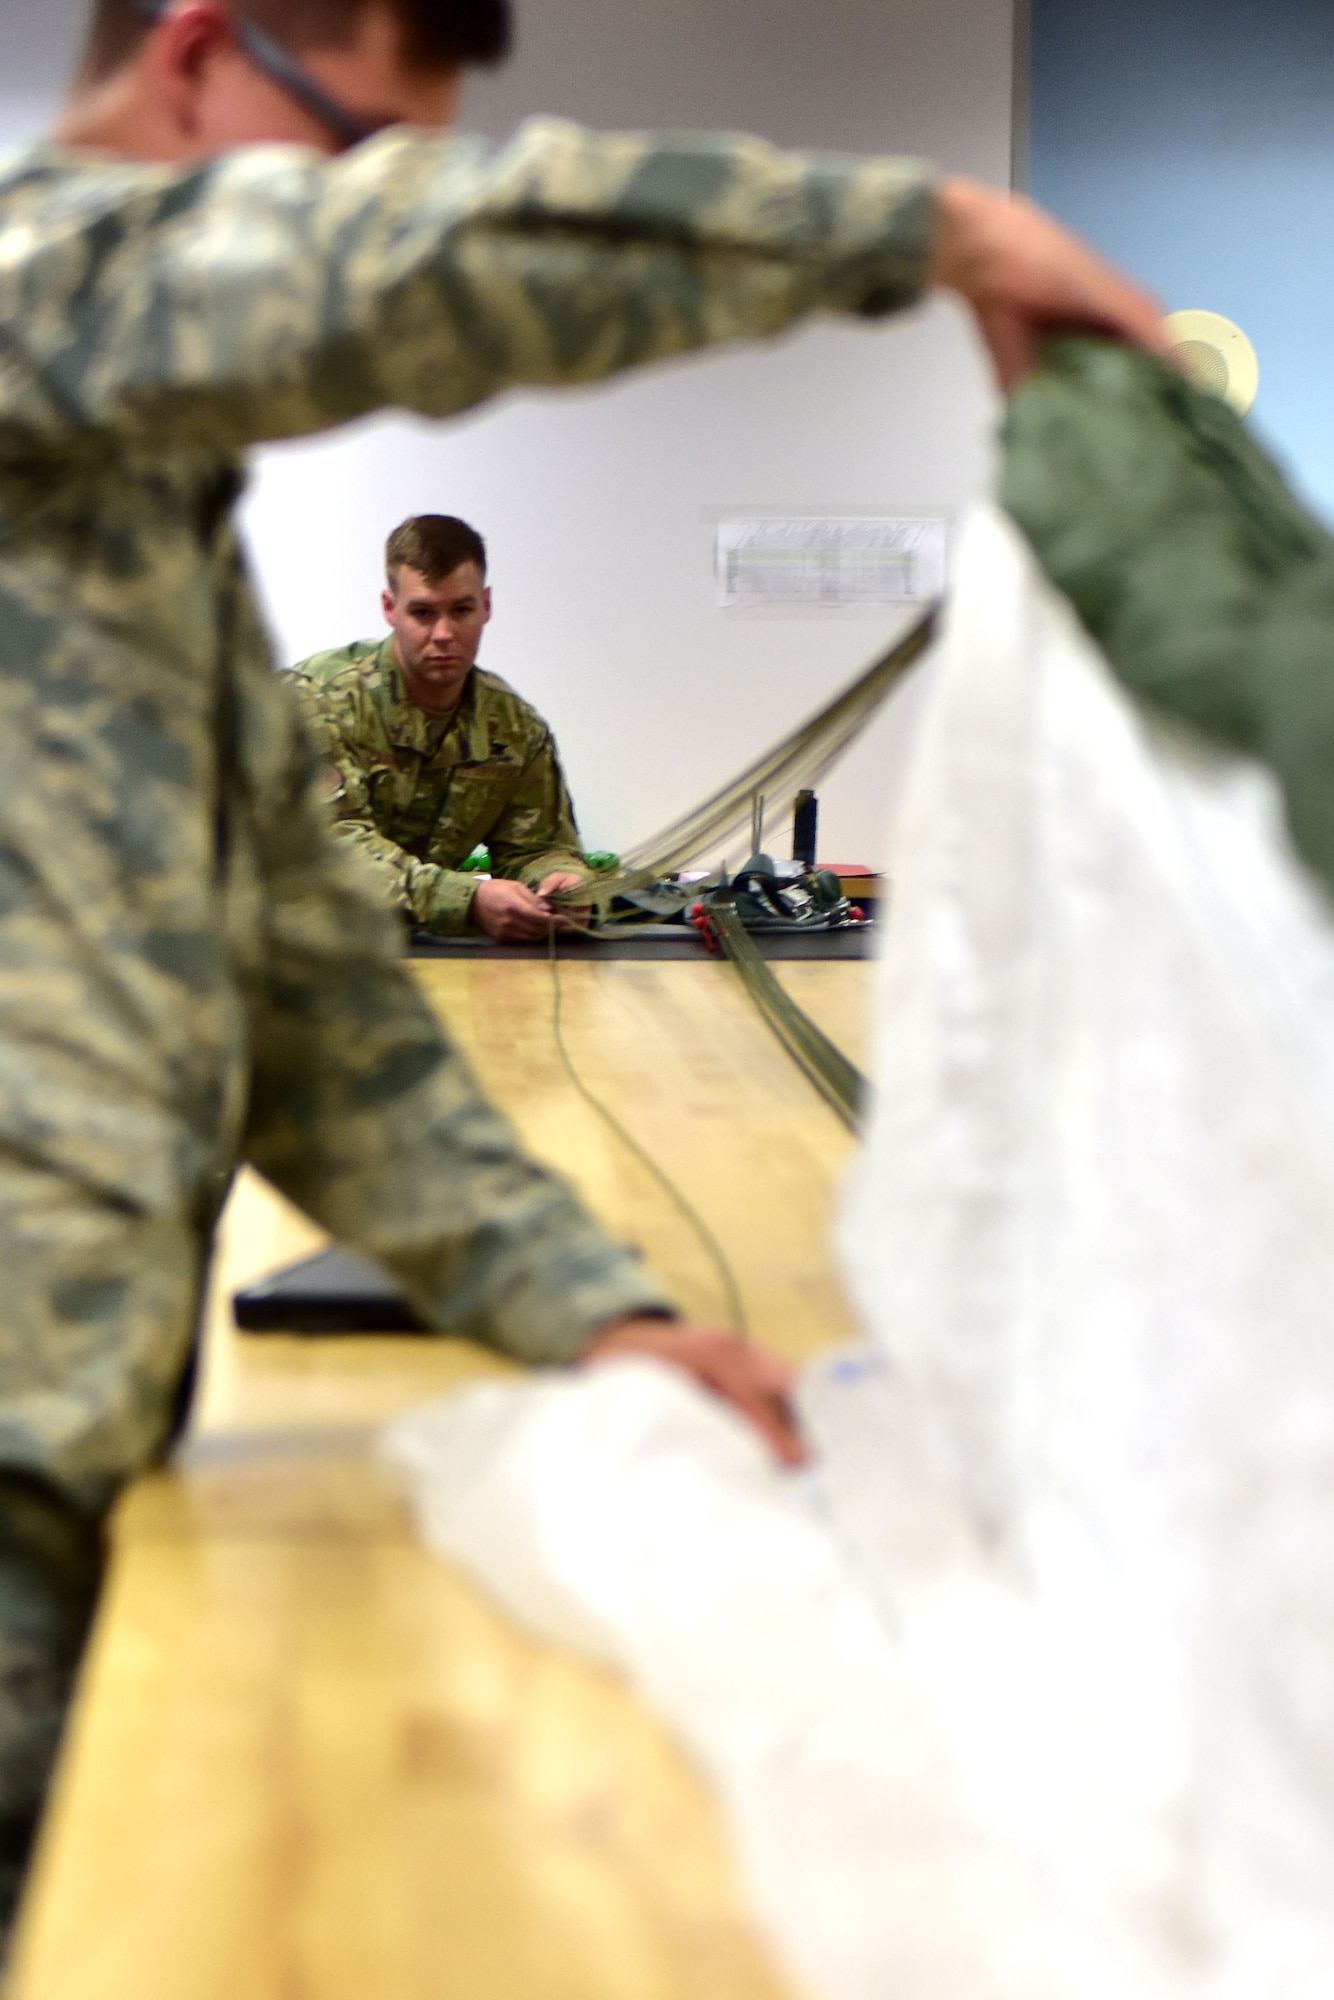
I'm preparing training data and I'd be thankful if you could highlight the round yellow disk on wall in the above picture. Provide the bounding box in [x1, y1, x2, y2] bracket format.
[1164, 309, 1260, 415]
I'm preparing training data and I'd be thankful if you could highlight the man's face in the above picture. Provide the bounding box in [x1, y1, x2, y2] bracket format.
[383, 561, 492, 713]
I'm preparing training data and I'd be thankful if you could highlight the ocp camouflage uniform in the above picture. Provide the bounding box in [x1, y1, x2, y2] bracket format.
[0, 116, 934, 1906]
[289, 639, 586, 933]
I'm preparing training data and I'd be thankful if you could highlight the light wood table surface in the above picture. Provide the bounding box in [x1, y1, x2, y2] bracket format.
[9, 954, 870, 2000]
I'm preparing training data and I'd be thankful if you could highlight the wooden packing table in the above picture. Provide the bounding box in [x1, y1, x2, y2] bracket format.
[8, 954, 871, 2000]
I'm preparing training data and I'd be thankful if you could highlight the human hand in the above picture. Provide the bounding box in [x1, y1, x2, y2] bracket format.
[930, 176, 1167, 390]
[471, 876, 574, 942]
[583, 1316, 809, 1466]
[538, 871, 594, 929]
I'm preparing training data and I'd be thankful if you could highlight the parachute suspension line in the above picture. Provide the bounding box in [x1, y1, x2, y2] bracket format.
[708, 905, 867, 1132]
[541, 612, 934, 1268]
[550, 604, 941, 913]
[547, 926, 749, 1335]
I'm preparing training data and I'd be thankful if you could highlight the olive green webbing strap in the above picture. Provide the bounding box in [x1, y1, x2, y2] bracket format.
[708, 905, 867, 1133]
[550, 605, 940, 913]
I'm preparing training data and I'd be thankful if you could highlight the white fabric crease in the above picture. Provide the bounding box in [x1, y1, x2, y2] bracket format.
[844, 503, 1334, 1996]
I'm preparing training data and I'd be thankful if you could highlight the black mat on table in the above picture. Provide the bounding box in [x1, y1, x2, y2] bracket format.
[408, 925, 878, 961]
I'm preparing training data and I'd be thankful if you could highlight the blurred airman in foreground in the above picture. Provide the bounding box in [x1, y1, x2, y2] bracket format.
[0, 0, 1163, 1931]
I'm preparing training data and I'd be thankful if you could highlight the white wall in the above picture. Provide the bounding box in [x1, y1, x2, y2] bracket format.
[4, 0, 1016, 866]
[0, 0, 84, 145]
[245, 0, 1016, 865]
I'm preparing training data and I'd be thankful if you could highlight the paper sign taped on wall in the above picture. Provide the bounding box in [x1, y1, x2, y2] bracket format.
[716, 516, 948, 608]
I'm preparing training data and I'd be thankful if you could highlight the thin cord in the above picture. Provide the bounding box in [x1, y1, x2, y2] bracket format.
[547, 926, 749, 1334]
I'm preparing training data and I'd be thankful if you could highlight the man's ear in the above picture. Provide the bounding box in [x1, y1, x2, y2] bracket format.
[381, 585, 398, 624]
[482, 586, 494, 625]
[140, 2, 237, 142]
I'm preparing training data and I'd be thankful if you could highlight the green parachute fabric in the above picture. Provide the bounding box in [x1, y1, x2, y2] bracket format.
[1001, 336, 1334, 899]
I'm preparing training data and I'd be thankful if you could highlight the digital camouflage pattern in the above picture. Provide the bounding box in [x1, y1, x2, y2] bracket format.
[0, 117, 934, 1517]
[289, 639, 586, 934]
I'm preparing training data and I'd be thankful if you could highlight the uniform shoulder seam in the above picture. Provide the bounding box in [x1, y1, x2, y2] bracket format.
[473, 667, 551, 735]
[289, 640, 383, 690]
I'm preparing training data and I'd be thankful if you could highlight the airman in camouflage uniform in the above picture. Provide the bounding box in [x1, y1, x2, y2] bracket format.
[0, 55, 936, 1925]
[290, 639, 586, 934]
[0, 103, 937, 1506]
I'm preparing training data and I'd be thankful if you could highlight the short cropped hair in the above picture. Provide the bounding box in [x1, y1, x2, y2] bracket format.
[386, 514, 488, 588]
[83, 0, 511, 84]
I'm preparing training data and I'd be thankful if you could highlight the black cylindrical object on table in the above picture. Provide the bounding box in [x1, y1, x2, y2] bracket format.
[792, 789, 818, 869]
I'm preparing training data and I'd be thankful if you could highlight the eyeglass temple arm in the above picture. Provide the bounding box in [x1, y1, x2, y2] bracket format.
[135, 1, 377, 150]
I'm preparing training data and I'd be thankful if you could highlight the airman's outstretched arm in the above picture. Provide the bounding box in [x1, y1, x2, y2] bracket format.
[1, 123, 1164, 449]
[3, 123, 935, 446]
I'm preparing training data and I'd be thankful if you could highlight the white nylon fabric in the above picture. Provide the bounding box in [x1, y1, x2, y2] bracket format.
[382, 1357, 1117, 2000]
[384, 1348, 1236, 1999]
[844, 501, 1334, 1994]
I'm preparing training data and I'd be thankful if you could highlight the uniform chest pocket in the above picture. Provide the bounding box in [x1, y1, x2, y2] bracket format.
[425, 759, 522, 859]
[367, 765, 419, 825]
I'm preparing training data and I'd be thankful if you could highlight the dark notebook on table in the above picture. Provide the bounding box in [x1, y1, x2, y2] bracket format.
[232, 1246, 430, 1335]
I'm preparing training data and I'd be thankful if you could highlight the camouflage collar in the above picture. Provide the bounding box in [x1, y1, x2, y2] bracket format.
[374, 637, 490, 761]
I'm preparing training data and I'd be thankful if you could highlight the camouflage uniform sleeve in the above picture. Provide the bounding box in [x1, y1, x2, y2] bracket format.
[328, 780, 482, 934]
[325, 769, 482, 934]
[244, 668, 677, 1361]
[4, 123, 935, 444]
[487, 731, 588, 891]
[286, 670, 481, 934]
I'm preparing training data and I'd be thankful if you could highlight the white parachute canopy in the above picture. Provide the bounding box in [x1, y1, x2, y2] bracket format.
[843, 500, 1334, 1993]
